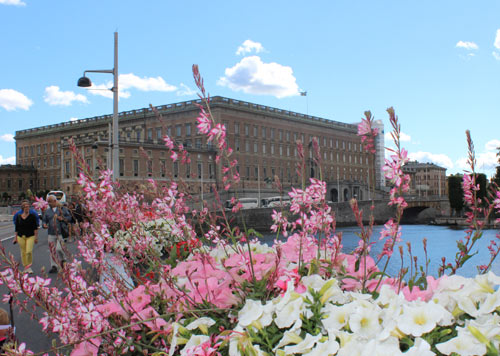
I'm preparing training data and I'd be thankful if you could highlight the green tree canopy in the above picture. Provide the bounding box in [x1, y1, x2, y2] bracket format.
[448, 174, 464, 214]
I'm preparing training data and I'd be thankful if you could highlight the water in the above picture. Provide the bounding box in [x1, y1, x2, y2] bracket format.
[264, 225, 500, 278]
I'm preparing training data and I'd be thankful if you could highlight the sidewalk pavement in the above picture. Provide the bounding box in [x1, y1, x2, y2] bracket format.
[0, 214, 13, 223]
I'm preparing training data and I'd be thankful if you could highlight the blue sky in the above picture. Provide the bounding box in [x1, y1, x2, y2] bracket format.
[1, 0, 499, 177]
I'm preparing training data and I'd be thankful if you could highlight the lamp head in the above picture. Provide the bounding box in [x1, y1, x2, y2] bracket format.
[77, 76, 92, 87]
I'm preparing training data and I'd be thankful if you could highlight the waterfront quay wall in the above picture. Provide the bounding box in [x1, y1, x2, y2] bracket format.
[225, 200, 397, 232]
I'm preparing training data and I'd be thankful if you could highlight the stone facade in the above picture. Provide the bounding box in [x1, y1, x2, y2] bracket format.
[0, 165, 38, 202]
[15, 96, 383, 201]
[402, 161, 447, 198]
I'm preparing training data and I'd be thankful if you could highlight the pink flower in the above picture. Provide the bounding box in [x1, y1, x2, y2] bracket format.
[71, 336, 102, 356]
[127, 285, 151, 312]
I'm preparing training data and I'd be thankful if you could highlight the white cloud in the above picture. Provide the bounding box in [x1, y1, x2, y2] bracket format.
[119, 73, 177, 92]
[44, 86, 88, 106]
[456, 41, 478, 50]
[69, 117, 79, 122]
[495, 29, 500, 49]
[408, 151, 454, 170]
[0, 134, 14, 142]
[0, 155, 15, 165]
[384, 131, 411, 142]
[176, 83, 197, 96]
[87, 73, 176, 99]
[0, 89, 33, 111]
[236, 40, 265, 55]
[456, 152, 498, 173]
[218, 56, 300, 98]
[0, 0, 26, 6]
[485, 139, 500, 152]
[493, 51, 500, 60]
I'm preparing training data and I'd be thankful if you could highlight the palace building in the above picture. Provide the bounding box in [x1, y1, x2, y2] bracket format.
[14, 96, 385, 202]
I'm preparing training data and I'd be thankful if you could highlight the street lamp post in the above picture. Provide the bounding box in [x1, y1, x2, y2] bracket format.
[77, 32, 119, 181]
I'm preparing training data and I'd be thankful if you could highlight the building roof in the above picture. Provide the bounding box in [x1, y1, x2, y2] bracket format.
[15, 96, 358, 140]
[403, 160, 446, 171]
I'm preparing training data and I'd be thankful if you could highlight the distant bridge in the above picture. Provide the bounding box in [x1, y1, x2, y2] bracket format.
[402, 196, 450, 223]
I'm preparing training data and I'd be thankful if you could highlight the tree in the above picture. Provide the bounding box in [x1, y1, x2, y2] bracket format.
[493, 146, 500, 187]
[475, 173, 487, 204]
[448, 174, 464, 216]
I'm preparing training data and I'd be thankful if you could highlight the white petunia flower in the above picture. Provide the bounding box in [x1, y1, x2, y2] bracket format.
[322, 302, 355, 331]
[302, 274, 326, 290]
[302, 338, 340, 356]
[478, 288, 500, 315]
[185, 317, 215, 331]
[274, 331, 303, 350]
[283, 333, 321, 355]
[181, 334, 210, 355]
[348, 304, 381, 339]
[403, 338, 435, 356]
[397, 301, 452, 337]
[275, 297, 304, 328]
[363, 337, 403, 356]
[238, 299, 264, 327]
[436, 333, 486, 356]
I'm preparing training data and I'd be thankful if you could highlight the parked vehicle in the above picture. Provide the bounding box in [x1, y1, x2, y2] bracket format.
[225, 197, 259, 210]
[261, 196, 291, 208]
[46, 190, 66, 203]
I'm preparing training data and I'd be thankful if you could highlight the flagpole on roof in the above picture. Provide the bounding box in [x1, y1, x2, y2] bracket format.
[300, 90, 308, 115]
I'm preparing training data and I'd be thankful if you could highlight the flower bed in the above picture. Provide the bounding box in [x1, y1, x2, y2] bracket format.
[0, 66, 499, 355]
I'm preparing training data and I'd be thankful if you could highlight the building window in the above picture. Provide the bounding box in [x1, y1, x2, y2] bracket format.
[253, 126, 258, 137]
[43, 144, 47, 154]
[18, 147, 22, 157]
[186, 162, 191, 178]
[245, 140, 250, 152]
[18, 179, 23, 190]
[271, 144, 275, 155]
[279, 130, 283, 141]
[136, 130, 141, 142]
[65, 161, 70, 177]
[197, 162, 202, 179]
[235, 138, 240, 151]
[195, 138, 202, 149]
[156, 128, 162, 141]
[235, 122, 239, 135]
[287, 146, 290, 156]
[133, 160, 139, 176]
[160, 160, 166, 177]
[147, 128, 153, 141]
[254, 142, 258, 153]
[245, 124, 249, 136]
[255, 166, 259, 178]
[262, 127, 266, 138]
[271, 128, 275, 140]
[262, 143, 266, 154]
[176, 125, 182, 137]
[208, 163, 213, 179]
[246, 166, 250, 180]
[147, 160, 153, 176]
[173, 162, 178, 178]
[119, 159, 124, 176]
[37, 145, 41, 155]
[186, 123, 191, 137]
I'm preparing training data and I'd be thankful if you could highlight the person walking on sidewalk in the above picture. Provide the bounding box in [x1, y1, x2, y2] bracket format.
[13, 200, 38, 274]
[42, 195, 71, 273]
